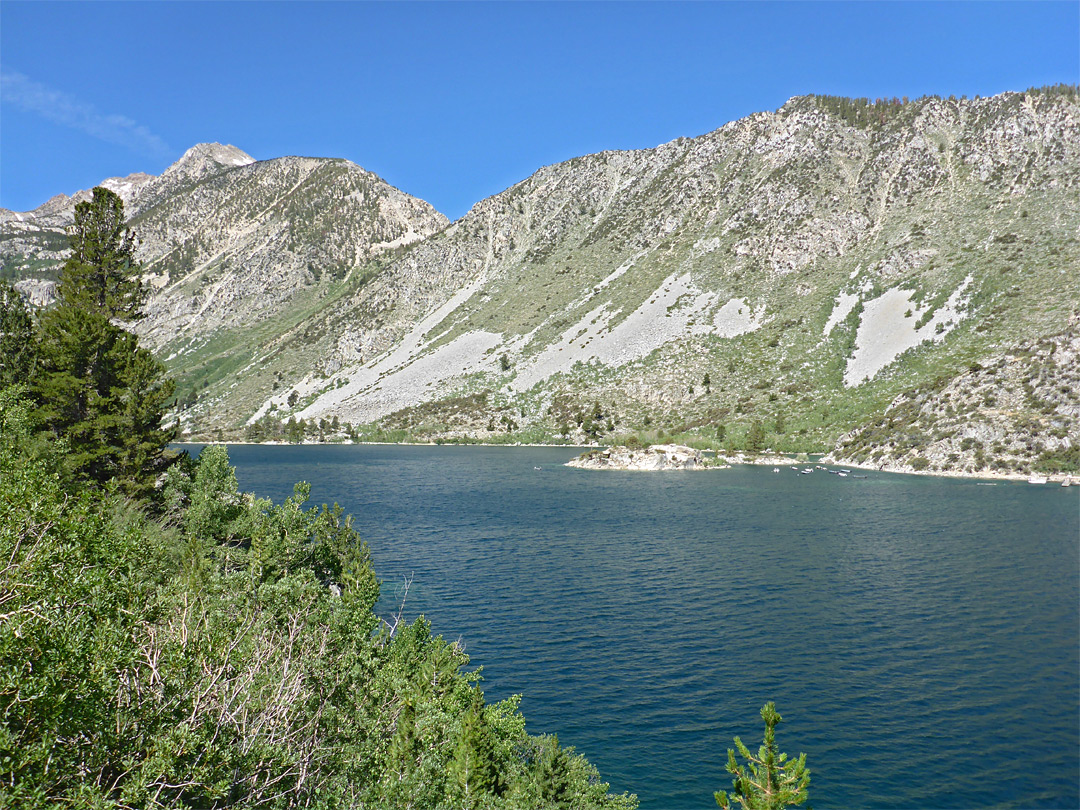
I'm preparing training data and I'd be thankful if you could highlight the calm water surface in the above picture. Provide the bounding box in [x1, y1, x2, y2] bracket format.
[199, 444, 1079, 809]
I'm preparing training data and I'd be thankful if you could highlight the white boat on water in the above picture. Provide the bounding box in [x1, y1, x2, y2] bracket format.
[1028, 474, 1048, 485]
[1062, 477, 1073, 487]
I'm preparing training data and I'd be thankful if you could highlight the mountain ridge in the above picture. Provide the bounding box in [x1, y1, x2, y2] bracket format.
[2, 88, 1077, 476]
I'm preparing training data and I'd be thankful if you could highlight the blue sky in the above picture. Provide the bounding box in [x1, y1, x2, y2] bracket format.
[2, 1, 1077, 220]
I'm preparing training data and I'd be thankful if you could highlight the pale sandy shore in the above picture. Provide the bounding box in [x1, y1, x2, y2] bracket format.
[174, 441, 1077, 486]
[818, 457, 1077, 485]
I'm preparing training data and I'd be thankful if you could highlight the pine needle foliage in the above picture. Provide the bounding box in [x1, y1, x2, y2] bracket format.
[58, 187, 144, 320]
[715, 703, 810, 810]
[30, 187, 174, 496]
[0, 284, 36, 389]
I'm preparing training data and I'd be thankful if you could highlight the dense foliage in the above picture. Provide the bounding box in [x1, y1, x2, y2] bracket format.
[0, 186, 637, 807]
[0, 284, 36, 390]
[0, 396, 636, 808]
[2, 187, 177, 497]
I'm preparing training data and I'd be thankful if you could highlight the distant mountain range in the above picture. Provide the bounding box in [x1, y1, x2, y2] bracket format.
[3, 87, 1077, 477]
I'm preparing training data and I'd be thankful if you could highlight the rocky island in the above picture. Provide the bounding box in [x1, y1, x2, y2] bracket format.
[567, 444, 719, 471]
[567, 444, 805, 471]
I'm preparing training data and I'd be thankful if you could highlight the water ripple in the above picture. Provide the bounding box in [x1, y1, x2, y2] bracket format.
[222, 444, 1080, 810]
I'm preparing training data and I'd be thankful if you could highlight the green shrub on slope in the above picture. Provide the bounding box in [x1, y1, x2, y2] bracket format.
[0, 396, 635, 809]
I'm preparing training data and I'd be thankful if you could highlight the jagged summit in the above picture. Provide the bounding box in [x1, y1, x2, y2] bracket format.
[160, 143, 256, 184]
[0, 172, 158, 221]
[97, 172, 157, 206]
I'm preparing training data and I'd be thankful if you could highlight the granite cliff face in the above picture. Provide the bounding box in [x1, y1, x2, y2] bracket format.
[3, 90, 1077, 472]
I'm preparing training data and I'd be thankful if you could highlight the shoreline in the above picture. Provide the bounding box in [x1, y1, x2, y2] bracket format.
[172, 441, 1077, 485]
[817, 456, 1076, 485]
[175, 440, 591, 449]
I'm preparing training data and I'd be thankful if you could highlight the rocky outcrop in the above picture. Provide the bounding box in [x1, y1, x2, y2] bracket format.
[566, 444, 715, 470]
[825, 323, 1079, 478]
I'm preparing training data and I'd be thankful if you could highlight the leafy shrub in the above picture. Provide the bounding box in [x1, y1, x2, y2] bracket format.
[0, 407, 637, 810]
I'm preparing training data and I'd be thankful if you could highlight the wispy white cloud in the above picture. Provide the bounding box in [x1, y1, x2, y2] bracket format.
[0, 68, 171, 157]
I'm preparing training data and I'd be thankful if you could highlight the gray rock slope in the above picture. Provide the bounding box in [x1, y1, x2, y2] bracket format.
[3, 90, 1077, 462]
[243, 90, 1078, 455]
[1, 141, 448, 349]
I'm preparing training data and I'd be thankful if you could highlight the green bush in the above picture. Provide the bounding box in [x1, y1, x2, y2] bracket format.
[0, 403, 637, 809]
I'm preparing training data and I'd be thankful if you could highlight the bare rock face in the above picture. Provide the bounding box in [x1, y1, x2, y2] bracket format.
[0, 142, 448, 348]
[12, 278, 57, 308]
[566, 444, 710, 470]
[129, 152, 448, 350]
[158, 143, 255, 186]
[3, 90, 1077, 470]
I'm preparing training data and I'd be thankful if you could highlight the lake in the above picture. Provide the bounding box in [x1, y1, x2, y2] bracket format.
[196, 443, 1079, 809]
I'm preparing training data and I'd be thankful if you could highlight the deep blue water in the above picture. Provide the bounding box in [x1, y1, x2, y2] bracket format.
[190, 444, 1079, 809]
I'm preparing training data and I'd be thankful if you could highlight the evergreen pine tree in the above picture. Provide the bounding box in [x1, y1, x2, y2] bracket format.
[33, 187, 174, 495]
[532, 734, 575, 809]
[0, 283, 37, 390]
[58, 187, 143, 320]
[746, 420, 767, 453]
[715, 703, 810, 810]
[450, 689, 503, 806]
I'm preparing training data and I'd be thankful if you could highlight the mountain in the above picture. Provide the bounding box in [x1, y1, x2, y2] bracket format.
[825, 319, 1079, 476]
[1, 142, 449, 410]
[0, 144, 254, 282]
[243, 89, 1078, 466]
[3, 88, 1077, 475]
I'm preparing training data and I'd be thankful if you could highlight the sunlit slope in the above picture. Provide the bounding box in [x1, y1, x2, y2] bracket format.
[237, 90, 1078, 450]
[3, 91, 1076, 452]
[0, 143, 449, 426]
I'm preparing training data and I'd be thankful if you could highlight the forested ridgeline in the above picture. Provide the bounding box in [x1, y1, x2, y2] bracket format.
[0, 187, 637, 809]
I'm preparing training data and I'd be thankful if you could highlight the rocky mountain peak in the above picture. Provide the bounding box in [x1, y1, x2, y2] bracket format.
[161, 143, 255, 185]
[97, 172, 157, 206]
